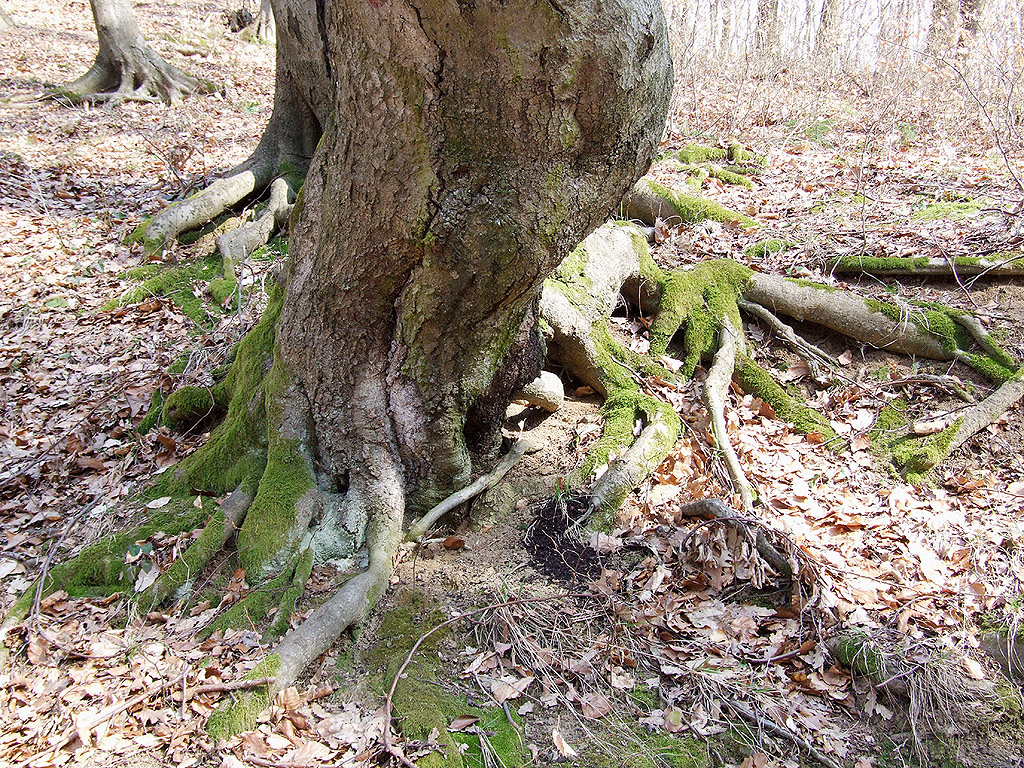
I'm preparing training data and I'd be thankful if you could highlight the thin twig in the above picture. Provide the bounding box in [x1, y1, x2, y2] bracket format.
[727, 700, 843, 768]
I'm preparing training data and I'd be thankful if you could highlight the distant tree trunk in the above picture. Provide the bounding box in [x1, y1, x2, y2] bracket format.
[720, 0, 732, 55]
[814, 0, 842, 54]
[254, 0, 274, 45]
[927, 0, 960, 53]
[959, 0, 983, 42]
[63, 0, 210, 102]
[755, 0, 780, 53]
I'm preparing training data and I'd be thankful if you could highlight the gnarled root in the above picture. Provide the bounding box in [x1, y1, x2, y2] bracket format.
[216, 177, 295, 271]
[540, 188, 1019, 523]
[59, 38, 214, 105]
[134, 147, 281, 256]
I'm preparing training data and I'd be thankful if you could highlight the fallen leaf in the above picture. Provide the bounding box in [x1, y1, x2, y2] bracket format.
[552, 727, 577, 758]
[580, 692, 612, 720]
[448, 714, 480, 732]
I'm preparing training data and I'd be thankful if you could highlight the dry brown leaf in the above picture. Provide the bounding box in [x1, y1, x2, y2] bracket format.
[580, 692, 612, 720]
[551, 727, 577, 758]
[448, 714, 480, 732]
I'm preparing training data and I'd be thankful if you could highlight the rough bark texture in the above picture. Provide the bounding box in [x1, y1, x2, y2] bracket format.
[278, 0, 674, 513]
[65, 0, 206, 102]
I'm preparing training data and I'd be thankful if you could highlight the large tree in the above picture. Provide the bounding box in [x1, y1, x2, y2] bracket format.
[7, 0, 677, 737]
[7, 0, 1022, 749]
[60, 0, 212, 103]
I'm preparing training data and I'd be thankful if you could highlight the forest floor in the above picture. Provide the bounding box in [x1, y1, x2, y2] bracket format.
[1, 1, 1023, 768]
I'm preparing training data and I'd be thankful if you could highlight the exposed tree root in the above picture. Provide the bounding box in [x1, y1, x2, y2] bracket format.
[539, 178, 1019, 524]
[828, 253, 1024, 278]
[621, 177, 754, 227]
[407, 436, 542, 542]
[132, 147, 282, 256]
[56, 2, 216, 108]
[889, 369, 1024, 480]
[216, 177, 294, 271]
[702, 320, 756, 512]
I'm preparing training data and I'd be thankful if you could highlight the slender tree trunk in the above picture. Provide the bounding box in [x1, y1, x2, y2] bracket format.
[814, 0, 842, 54]
[64, 0, 209, 102]
[255, 0, 275, 44]
[755, 0, 780, 53]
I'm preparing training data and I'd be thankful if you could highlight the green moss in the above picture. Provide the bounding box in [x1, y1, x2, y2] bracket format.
[205, 556, 295, 636]
[167, 353, 190, 376]
[870, 398, 908, 451]
[662, 144, 727, 164]
[236, 418, 313, 577]
[162, 385, 220, 431]
[891, 417, 962, 484]
[645, 180, 755, 228]
[647, 259, 752, 366]
[208, 277, 237, 307]
[206, 654, 280, 741]
[863, 298, 1014, 382]
[912, 197, 985, 221]
[8, 503, 206, 621]
[786, 276, 837, 292]
[735, 357, 836, 440]
[540, 164, 570, 247]
[268, 546, 314, 636]
[147, 507, 227, 605]
[832, 255, 929, 272]
[163, 289, 284, 499]
[743, 239, 796, 259]
[104, 254, 223, 326]
[137, 389, 165, 434]
[587, 730, 708, 768]
[830, 631, 888, 678]
[709, 166, 753, 187]
[366, 590, 527, 768]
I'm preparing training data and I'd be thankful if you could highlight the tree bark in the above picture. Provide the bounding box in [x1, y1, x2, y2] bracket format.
[755, 0, 780, 53]
[277, 0, 674, 513]
[813, 0, 842, 55]
[927, 0, 961, 54]
[64, 0, 208, 102]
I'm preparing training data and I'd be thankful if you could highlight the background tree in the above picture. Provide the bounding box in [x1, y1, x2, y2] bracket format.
[61, 0, 212, 102]
[813, 0, 842, 55]
[755, 0, 780, 53]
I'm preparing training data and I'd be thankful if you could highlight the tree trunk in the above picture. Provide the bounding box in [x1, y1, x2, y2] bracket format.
[65, 0, 209, 102]
[255, 0, 275, 44]
[277, 0, 674, 513]
[927, 0, 960, 54]
[755, 0, 780, 53]
[814, 0, 842, 55]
